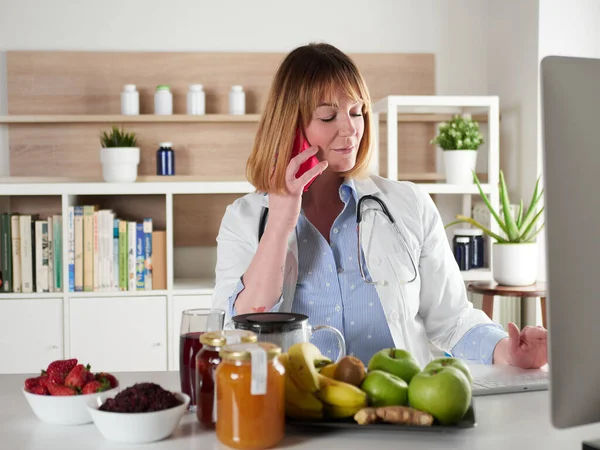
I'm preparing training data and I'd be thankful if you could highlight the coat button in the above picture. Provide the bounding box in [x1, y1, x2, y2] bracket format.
[390, 311, 400, 321]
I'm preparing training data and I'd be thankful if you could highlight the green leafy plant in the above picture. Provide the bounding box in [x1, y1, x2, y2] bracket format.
[430, 114, 484, 150]
[99, 126, 140, 148]
[446, 171, 544, 243]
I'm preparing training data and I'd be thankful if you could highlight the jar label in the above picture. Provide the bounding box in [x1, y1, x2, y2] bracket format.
[212, 372, 218, 423]
[248, 347, 268, 395]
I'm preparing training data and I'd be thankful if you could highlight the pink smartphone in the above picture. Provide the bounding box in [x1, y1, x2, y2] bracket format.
[291, 129, 320, 192]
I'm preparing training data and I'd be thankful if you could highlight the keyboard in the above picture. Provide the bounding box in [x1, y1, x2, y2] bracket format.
[472, 368, 549, 396]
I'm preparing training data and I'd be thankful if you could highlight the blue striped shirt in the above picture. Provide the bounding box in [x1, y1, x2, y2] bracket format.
[229, 179, 508, 365]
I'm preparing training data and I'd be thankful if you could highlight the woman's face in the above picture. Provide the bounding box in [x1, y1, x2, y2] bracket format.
[304, 91, 365, 173]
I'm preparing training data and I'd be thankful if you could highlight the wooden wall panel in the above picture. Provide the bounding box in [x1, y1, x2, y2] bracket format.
[173, 194, 244, 247]
[7, 51, 434, 179]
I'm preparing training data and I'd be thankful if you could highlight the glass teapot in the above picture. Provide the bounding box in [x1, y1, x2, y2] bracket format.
[232, 312, 346, 362]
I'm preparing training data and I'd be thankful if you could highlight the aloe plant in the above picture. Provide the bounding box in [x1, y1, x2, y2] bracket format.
[100, 126, 140, 148]
[446, 171, 544, 243]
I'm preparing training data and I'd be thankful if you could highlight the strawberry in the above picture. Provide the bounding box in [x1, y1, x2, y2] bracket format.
[30, 385, 49, 396]
[64, 364, 91, 390]
[45, 358, 77, 385]
[47, 383, 76, 396]
[81, 379, 110, 395]
[24, 377, 39, 392]
[24, 374, 50, 393]
[95, 372, 118, 389]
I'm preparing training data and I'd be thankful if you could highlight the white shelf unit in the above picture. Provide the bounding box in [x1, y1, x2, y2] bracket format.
[0, 180, 243, 373]
[371, 95, 501, 282]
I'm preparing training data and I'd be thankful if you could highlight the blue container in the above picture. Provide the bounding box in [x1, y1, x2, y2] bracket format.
[453, 236, 471, 271]
[156, 142, 175, 176]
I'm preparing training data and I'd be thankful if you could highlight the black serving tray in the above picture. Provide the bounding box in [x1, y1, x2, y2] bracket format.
[286, 402, 476, 433]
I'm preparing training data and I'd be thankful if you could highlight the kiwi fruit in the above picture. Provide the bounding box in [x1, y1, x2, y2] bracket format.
[334, 356, 366, 386]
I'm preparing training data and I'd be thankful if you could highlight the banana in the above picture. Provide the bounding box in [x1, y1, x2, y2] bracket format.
[323, 403, 365, 419]
[285, 402, 324, 421]
[316, 374, 368, 408]
[280, 353, 324, 413]
[287, 343, 331, 393]
[319, 362, 338, 378]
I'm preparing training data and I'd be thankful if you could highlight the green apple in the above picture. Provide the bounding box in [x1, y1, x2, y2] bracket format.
[360, 370, 408, 407]
[408, 366, 471, 425]
[367, 348, 421, 384]
[424, 357, 473, 385]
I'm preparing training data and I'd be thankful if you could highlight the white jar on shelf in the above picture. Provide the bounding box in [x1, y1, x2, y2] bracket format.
[229, 85, 245, 115]
[187, 84, 206, 115]
[154, 85, 173, 115]
[121, 84, 139, 115]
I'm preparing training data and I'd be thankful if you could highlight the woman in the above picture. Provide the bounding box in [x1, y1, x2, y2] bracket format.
[212, 43, 547, 369]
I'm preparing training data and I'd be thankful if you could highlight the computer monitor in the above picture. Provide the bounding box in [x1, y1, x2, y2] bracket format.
[541, 55, 600, 430]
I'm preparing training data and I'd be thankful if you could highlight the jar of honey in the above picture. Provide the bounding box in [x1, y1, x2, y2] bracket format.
[215, 342, 285, 449]
[195, 330, 257, 428]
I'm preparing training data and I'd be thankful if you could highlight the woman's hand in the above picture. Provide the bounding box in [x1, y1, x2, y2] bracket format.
[267, 146, 328, 235]
[493, 322, 548, 369]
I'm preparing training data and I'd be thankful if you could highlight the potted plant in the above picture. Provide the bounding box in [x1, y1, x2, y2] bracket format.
[431, 114, 484, 184]
[99, 126, 141, 183]
[446, 171, 544, 286]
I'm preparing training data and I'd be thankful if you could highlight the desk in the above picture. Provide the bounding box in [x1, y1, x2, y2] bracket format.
[2, 368, 600, 450]
[468, 281, 548, 328]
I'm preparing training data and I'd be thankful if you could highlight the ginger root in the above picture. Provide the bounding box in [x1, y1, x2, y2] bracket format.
[354, 406, 434, 427]
[354, 407, 379, 425]
[376, 406, 434, 426]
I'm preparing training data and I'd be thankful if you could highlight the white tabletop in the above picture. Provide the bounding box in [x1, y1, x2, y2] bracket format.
[3, 367, 600, 450]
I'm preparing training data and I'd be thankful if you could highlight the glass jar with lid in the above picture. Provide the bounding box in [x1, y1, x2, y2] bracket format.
[195, 330, 257, 428]
[215, 342, 285, 449]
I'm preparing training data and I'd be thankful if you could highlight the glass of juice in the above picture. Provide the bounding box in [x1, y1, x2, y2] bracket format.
[179, 308, 225, 411]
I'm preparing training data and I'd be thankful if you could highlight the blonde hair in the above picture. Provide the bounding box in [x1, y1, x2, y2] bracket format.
[246, 43, 373, 193]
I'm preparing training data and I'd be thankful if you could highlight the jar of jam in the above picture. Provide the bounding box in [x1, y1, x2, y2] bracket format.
[195, 330, 257, 428]
[216, 342, 285, 450]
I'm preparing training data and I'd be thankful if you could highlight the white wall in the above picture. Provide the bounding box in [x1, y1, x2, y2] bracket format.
[484, 0, 541, 326]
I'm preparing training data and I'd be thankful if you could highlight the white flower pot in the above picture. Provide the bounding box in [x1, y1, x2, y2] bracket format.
[100, 147, 140, 183]
[492, 242, 538, 286]
[443, 150, 478, 184]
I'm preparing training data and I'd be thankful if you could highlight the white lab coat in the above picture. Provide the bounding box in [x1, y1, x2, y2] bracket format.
[212, 175, 493, 367]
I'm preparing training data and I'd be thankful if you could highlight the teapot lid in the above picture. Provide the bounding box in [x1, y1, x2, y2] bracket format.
[232, 312, 308, 333]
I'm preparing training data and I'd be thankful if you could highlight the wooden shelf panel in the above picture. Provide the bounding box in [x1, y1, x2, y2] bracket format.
[0, 114, 261, 124]
[0, 179, 254, 195]
[0, 113, 487, 124]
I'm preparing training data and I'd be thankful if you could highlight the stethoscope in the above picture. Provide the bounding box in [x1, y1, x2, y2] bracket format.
[258, 194, 418, 285]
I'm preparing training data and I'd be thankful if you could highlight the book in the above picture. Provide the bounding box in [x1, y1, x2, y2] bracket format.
[113, 218, 120, 291]
[136, 222, 145, 290]
[118, 220, 127, 291]
[143, 218, 153, 290]
[53, 215, 62, 292]
[11, 215, 21, 293]
[74, 206, 83, 292]
[83, 205, 95, 292]
[127, 221, 136, 291]
[152, 230, 166, 290]
[1, 213, 12, 293]
[47, 216, 54, 293]
[35, 220, 49, 293]
[19, 215, 33, 293]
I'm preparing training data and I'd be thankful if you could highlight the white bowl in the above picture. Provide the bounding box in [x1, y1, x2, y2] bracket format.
[86, 392, 190, 444]
[22, 387, 120, 425]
